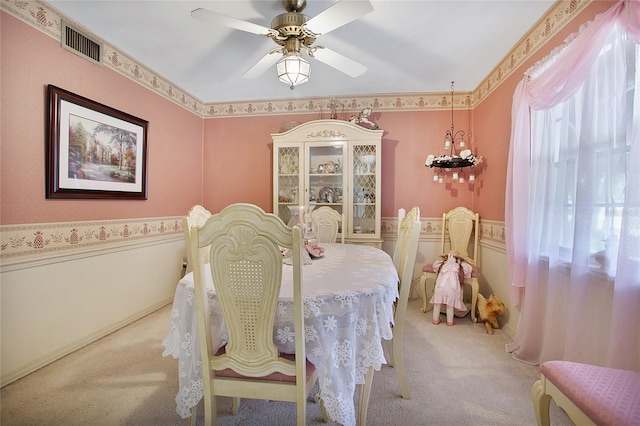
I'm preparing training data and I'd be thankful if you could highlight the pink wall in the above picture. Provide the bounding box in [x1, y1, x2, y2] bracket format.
[374, 110, 474, 218]
[0, 13, 204, 225]
[201, 1, 618, 223]
[2, 1, 617, 226]
[203, 109, 474, 218]
[202, 115, 299, 213]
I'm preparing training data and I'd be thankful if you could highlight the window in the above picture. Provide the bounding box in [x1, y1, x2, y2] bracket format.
[531, 38, 637, 277]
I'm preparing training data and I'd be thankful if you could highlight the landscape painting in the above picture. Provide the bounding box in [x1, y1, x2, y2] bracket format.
[47, 85, 148, 199]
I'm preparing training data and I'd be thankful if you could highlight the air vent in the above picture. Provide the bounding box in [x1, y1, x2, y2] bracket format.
[61, 21, 102, 66]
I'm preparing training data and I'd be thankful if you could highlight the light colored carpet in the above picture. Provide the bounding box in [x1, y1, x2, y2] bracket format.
[0, 298, 572, 425]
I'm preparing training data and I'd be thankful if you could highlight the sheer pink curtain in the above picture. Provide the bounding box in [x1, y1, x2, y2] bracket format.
[505, 0, 640, 371]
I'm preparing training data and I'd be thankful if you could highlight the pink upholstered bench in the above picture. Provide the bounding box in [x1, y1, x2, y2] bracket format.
[532, 360, 640, 426]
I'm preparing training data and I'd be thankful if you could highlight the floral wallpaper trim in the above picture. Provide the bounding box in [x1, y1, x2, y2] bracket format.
[1, 216, 504, 263]
[380, 217, 506, 248]
[203, 92, 476, 119]
[478, 220, 508, 246]
[1, 0, 203, 115]
[2, 0, 590, 118]
[0, 217, 183, 263]
[473, 0, 589, 104]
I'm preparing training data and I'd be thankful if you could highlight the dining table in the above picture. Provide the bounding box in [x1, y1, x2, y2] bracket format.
[162, 242, 399, 426]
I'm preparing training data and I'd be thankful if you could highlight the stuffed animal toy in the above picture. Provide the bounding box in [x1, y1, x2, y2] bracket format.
[476, 294, 506, 334]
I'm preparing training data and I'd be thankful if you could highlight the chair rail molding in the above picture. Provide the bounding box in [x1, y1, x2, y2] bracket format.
[478, 219, 507, 253]
[0, 217, 183, 272]
[381, 215, 505, 249]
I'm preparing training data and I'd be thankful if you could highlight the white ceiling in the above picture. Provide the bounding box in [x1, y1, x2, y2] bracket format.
[46, 0, 555, 104]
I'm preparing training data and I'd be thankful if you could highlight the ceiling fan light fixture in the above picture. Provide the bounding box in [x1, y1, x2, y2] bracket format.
[277, 52, 310, 88]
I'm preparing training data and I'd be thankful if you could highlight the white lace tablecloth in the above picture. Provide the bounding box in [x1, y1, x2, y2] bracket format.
[161, 243, 399, 426]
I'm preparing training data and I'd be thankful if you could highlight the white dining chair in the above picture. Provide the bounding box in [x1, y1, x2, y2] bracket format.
[310, 206, 344, 243]
[419, 206, 480, 321]
[182, 205, 212, 274]
[189, 203, 320, 426]
[388, 206, 421, 399]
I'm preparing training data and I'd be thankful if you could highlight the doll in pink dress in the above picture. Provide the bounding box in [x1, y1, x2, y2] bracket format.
[430, 252, 471, 326]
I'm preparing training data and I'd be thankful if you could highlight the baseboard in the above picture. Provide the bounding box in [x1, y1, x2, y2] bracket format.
[0, 297, 173, 387]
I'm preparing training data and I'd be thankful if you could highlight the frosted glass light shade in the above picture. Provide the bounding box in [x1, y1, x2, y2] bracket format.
[277, 54, 310, 87]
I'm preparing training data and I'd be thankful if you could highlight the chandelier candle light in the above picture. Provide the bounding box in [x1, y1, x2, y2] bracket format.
[425, 81, 482, 184]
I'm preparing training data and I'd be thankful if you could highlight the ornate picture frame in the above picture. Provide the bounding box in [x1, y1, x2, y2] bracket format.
[46, 85, 148, 199]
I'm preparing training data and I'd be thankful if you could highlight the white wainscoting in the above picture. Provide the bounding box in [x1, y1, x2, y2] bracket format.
[0, 218, 185, 386]
[0, 215, 514, 387]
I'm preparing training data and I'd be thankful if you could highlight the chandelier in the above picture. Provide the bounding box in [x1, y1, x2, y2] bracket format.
[425, 81, 482, 184]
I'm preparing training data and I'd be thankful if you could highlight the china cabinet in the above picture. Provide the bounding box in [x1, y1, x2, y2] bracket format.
[272, 119, 383, 247]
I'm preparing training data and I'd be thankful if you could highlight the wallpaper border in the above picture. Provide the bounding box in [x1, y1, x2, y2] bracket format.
[2, 216, 505, 266]
[2, 0, 589, 117]
[0, 217, 183, 269]
[380, 217, 506, 248]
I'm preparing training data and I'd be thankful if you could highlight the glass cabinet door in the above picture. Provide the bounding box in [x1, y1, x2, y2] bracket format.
[350, 143, 379, 238]
[306, 142, 346, 235]
[273, 120, 383, 247]
[275, 144, 302, 225]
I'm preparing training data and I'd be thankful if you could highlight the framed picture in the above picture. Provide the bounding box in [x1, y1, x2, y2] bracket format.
[46, 85, 148, 199]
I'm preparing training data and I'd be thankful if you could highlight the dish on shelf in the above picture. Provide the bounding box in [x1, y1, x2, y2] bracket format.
[318, 186, 334, 203]
[313, 160, 341, 174]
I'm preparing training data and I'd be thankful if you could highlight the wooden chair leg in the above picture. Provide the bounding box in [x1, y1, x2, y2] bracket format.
[231, 397, 240, 415]
[392, 327, 411, 399]
[531, 378, 551, 426]
[202, 393, 215, 426]
[320, 399, 329, 423]
[382, 338, 394, 367]
[296, 394, 306, 426]
[357, 367, 374, 426]
[313, 386, 329, 422]
[187, 403, 197, 426]
[467, 278, 479, 322]
[420, 273, 433, 313]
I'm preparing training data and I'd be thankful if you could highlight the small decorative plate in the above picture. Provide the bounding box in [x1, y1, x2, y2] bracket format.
[318, 187, 334, 203]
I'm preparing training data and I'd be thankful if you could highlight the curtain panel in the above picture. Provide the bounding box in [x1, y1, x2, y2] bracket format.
[505, 0, 640, 370]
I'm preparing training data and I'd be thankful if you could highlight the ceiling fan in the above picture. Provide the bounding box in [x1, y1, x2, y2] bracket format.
[191, 0, 373, 88]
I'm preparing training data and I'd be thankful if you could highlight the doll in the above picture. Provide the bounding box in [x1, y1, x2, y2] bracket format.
[430, 252, 472, 326]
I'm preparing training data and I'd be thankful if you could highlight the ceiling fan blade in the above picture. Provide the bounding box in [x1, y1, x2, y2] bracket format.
[242, 50, 283, 78]
[310, 47, 367, 77]
[305, 0, 373, 35]
[191, 8, 272, 36]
